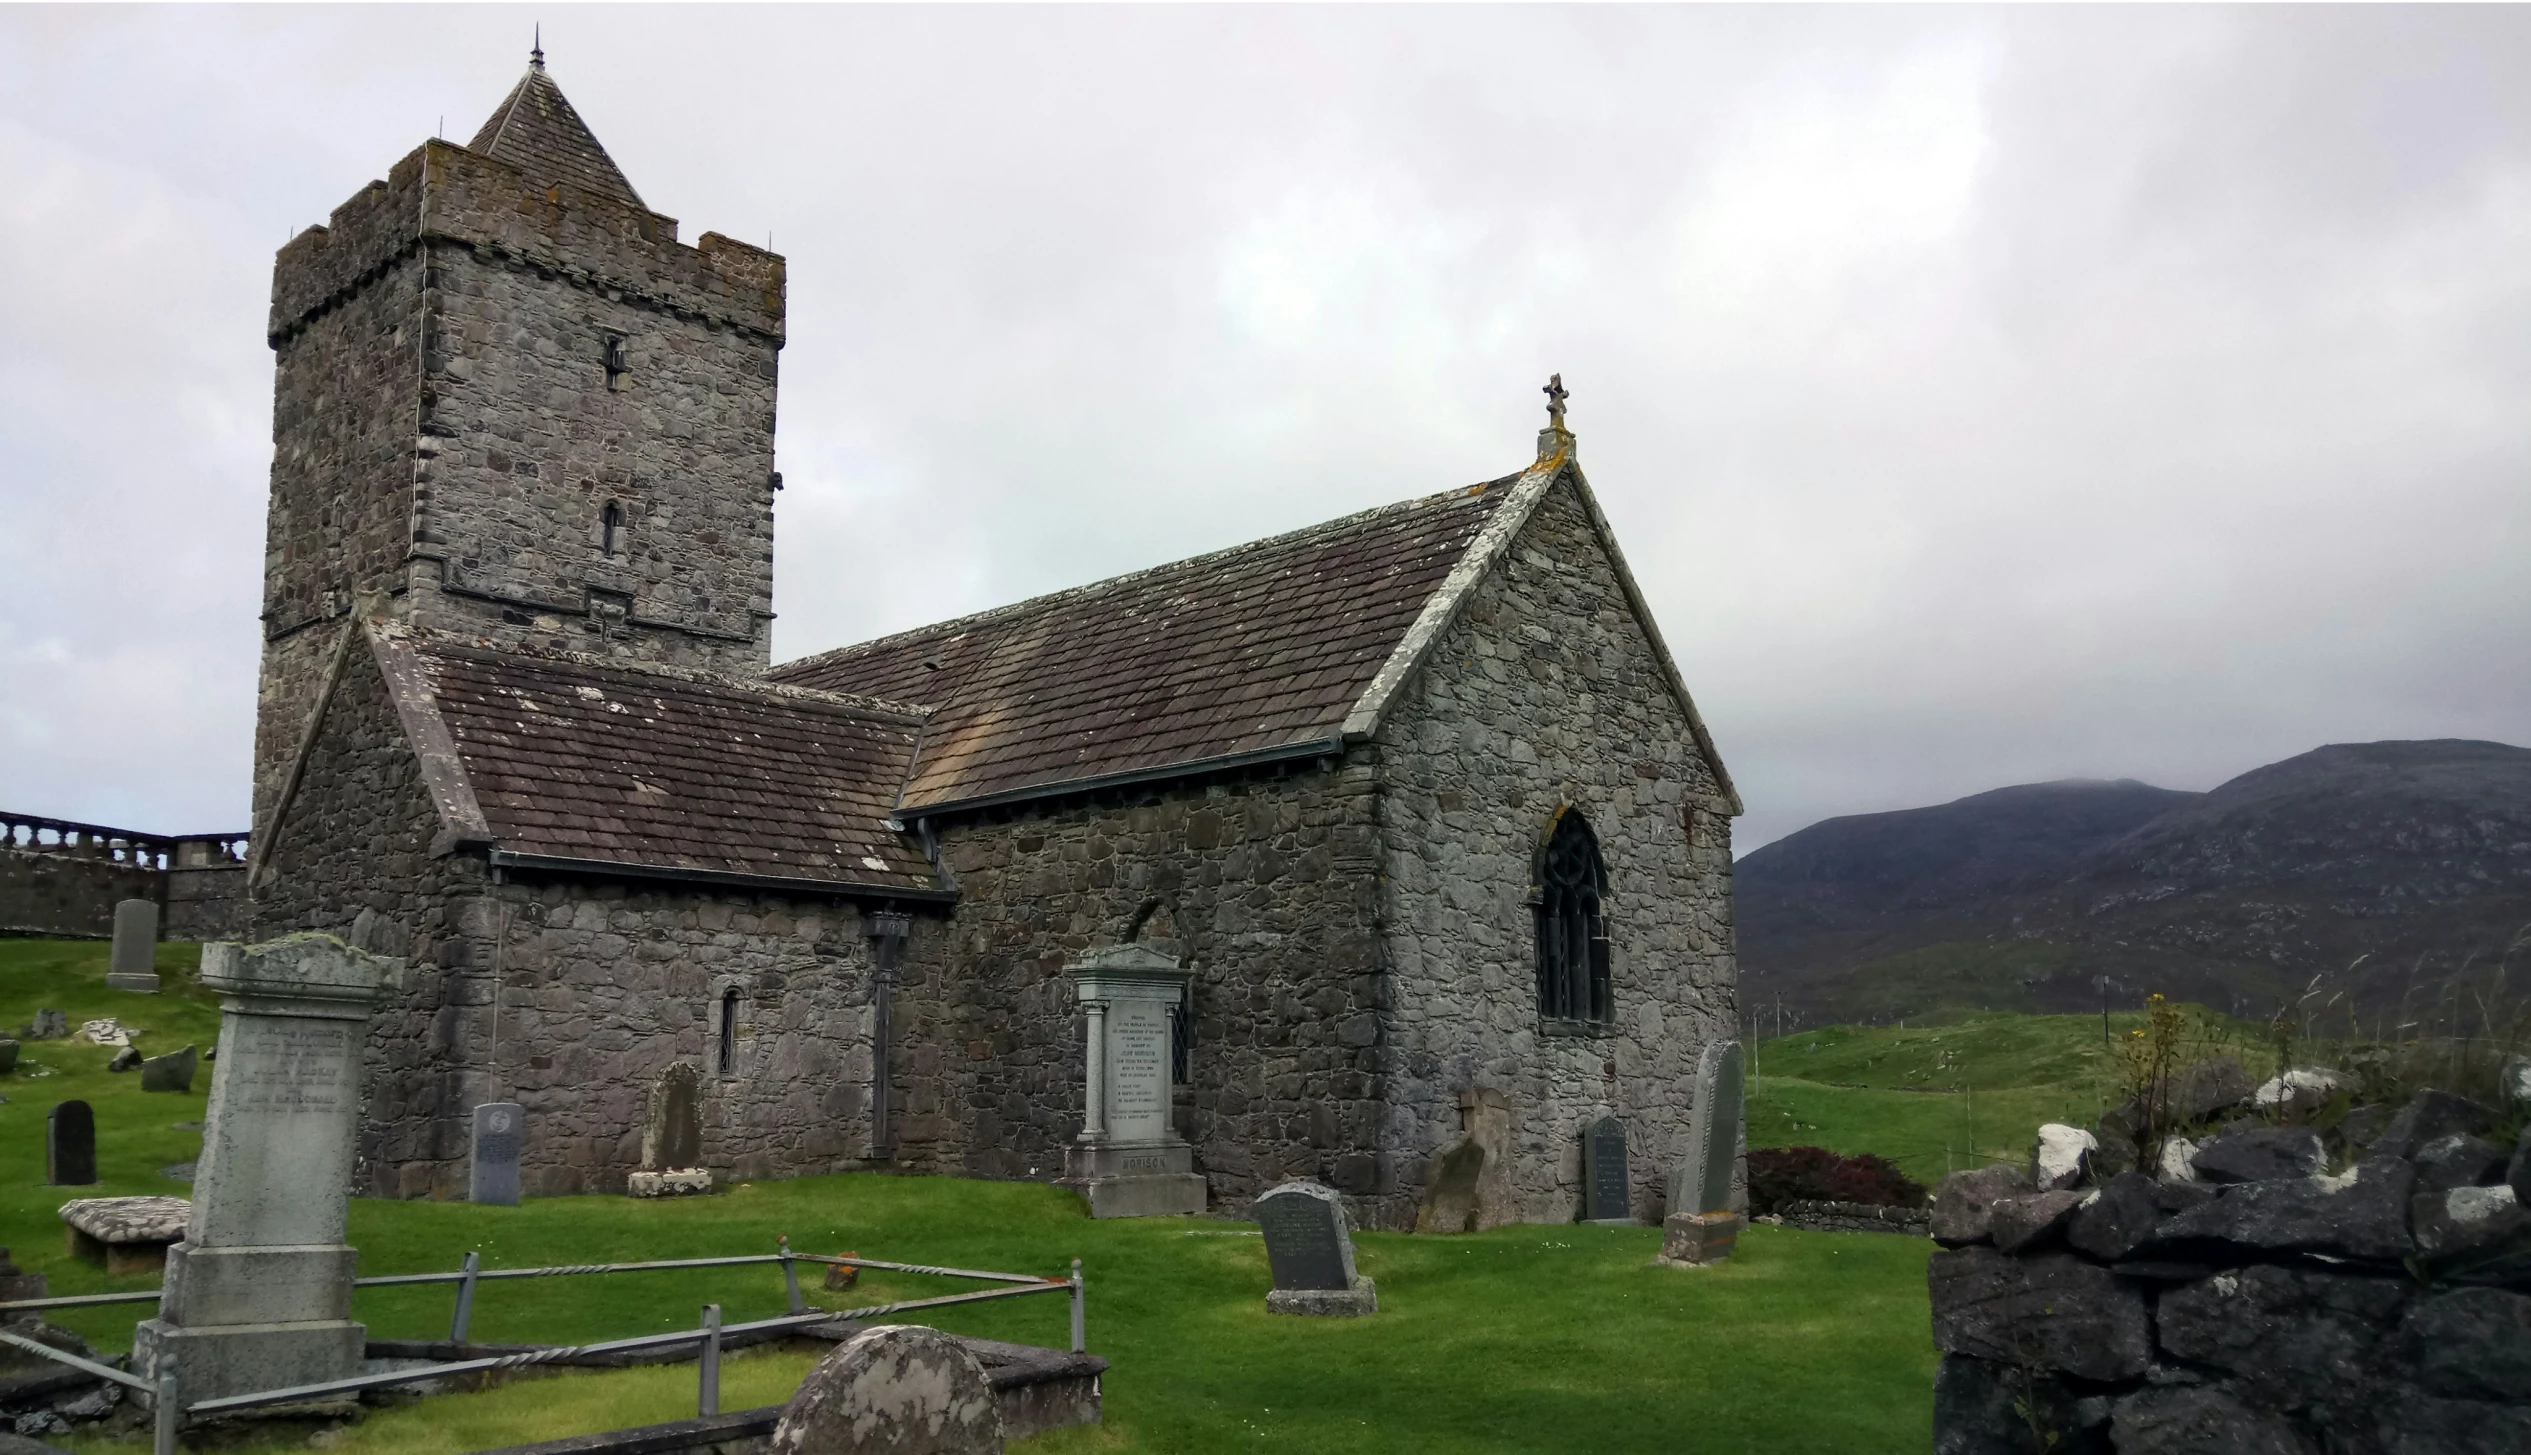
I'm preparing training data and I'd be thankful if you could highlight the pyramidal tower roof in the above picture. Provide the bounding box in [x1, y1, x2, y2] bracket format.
[466, 45, 646, 209]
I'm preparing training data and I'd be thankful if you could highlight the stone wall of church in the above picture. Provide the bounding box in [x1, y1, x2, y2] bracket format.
[251, 642, 899, 1198]
[401, 237, 781, 673]
[914, 763, 1389, 1212]
[1372, 476, 1739, 1227]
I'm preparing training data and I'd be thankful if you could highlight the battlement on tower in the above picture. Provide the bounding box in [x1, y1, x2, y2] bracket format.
[270, 139, 784, 349]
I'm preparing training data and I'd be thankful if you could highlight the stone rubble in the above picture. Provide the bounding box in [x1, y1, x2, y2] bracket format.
[1929, 1087, 2531, 1455]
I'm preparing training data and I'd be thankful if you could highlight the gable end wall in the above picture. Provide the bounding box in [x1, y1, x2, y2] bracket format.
[1373, 477, 1738, 1225]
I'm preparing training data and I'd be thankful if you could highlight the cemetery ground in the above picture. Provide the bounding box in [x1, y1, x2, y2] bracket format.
[10, 940, 1939, 1453]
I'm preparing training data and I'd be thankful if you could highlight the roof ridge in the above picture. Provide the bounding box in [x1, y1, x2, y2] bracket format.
[391, 623, 935, 723]
[771, 474, 1520, 682]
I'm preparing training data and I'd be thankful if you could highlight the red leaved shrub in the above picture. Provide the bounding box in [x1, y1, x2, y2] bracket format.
[1743, 1145, 1929, 1215]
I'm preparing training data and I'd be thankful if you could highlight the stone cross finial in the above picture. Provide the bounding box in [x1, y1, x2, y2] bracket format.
[1543, 373, 1570, 428]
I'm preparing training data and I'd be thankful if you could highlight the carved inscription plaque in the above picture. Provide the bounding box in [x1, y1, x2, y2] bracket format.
[226, 1019, 355, 1117]
[1105, 999, 1170, 1143]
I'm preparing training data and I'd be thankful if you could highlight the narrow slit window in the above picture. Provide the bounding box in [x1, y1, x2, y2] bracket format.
[603, 334, 630, 391]
[601, 502, 623, 556]
[718, 988, 739, 1074]
[1535, 808, 1613, 1023]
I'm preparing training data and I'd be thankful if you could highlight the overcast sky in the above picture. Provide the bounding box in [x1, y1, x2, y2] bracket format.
[4, 6, 2528, 852]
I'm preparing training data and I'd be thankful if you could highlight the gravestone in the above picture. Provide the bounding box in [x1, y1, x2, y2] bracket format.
[1582, 1115, 1632, 1223]
[139, 1044, 199, 1094]
[1060, 946, 1204, 1218]
[1416, 1088, 1514, 1234]
[132, 931, 402, 1407]
[471, 1102, 523, 1206]
[0, 1039, 17, 1075]
[28, 1009, 67, 1041]
[630, 1063, 709, 1197]
[768, 1324, 1002, 1455]
[1258, 1180, 1376, 1315]
[1659, 1039, 1747, 1267]
[61, 1195, 191, 1275]
[47, 1101, 96, 1185]
[108, 900, 162, 992]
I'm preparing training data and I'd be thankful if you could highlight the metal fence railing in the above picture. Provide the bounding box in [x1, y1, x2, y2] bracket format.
[0, 1236, 1085, 1455]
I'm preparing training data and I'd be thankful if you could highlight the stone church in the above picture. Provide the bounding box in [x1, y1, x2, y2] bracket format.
[243, 53, 1742, 1230]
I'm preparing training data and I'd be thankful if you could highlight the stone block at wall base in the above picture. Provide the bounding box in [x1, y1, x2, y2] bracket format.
[104, 973, 161, 994]
[132, 1316, 365, 1407]
[161, 1244, 357, 1326]
[1067, 1173, 1208, 1220]
[626, 1169, 712, 1199]
[1266, 1278, 1377, 1317]
[1655, 1211, 1744, 1266]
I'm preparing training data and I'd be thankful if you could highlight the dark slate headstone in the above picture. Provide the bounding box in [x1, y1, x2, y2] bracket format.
[1583, 1115, 1631, 1222]
[0, 1038, 17, 1075]
[1257, 1180, 1355, 1292]
[471, 1101, 524, 1206]
[644, 1063, 704, 1171]
[48, 1101, 96, 1186]
[138, 1044, 198, 1094]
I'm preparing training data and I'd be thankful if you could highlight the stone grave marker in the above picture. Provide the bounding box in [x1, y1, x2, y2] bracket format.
[471, 1102, 523, 1206]
[47, 1101, 96, 1185]
[1582, 1114, 1632, 1223]
[60, 1195, 191, 1275]
[1660, 1039, 1746, 1266]
[139, 1044, 199, 1094]
[28, 1009, 67, 1041]
[0, 1038, 17, 1075]
[1060, 945, 1204, 1218]
[630, 1063, 709, 1197]
[108, 900, 162, 992]
[132, 931, 402, 1407]
[769, 1324, 1002, 1455]
[1258, 1180, 1376, 1315]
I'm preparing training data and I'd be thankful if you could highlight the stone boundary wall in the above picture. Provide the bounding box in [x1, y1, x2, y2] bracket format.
[1768, 1199, 1930, 1236]
[1927, 1090, 2531, 1454]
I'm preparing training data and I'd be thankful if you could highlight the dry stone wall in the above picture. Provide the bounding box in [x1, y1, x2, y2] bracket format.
[1927, 1090, 2531, 1455]
[1372, 477, 1738, 1228]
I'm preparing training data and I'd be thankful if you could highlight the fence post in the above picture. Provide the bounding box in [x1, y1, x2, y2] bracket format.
[153, 1369, 180, 1455]
[449, 1249, 481, 1345]
[698, 1303, 722, 1418]
[1069, 1257, 1085, 1354]
[778, 1235, 805, 1315]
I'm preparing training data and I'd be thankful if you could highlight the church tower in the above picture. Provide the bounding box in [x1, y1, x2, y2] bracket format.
[253, 50, 784, 826]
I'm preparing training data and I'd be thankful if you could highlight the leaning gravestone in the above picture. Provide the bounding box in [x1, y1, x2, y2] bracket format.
[472, 1102, 524, 1206]
[108, 899, 162, 992]
[1660, 1039, 1746, 1266]
[132, 932, 402, 1407]
[768, 1324, 1003, 1455]
[1258, 1180, 1377, 1315]
[139, 1044, 199, 1094]
[47, 1101, 96, 1186]
[1582, 1114, 1632, 1223]
[629, 1064, 709, 1197]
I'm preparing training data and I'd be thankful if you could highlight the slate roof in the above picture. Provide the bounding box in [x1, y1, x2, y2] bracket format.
[383, 635, 940, 896]
[466, 63, 646, 209]
[770, 477, 1522, 813]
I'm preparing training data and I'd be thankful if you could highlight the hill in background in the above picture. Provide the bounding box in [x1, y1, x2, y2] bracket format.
[1738, 739, 2531, 1026]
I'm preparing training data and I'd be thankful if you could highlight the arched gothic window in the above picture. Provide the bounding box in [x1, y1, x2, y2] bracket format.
[1535, 808, 1612, 1023]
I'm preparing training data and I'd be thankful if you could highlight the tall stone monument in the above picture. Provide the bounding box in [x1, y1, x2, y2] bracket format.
[1659, 1039, 1745, 1266]
[471, 1102, 523, 1206]
[133, 932, 401, 1406]
[1062, 946, 1205, 1218]
[108, 900, 161, 992]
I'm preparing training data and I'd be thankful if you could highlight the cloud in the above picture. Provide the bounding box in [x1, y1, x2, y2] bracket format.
[2, 7, 2526, 852]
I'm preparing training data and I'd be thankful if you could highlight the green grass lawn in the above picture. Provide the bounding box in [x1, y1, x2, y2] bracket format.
[1741, 1011, 2149, 1185]
[6, 938, 1940, 1453]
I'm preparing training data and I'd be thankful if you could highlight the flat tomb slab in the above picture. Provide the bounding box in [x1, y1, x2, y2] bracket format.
[60, 1195, 191, 1274]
